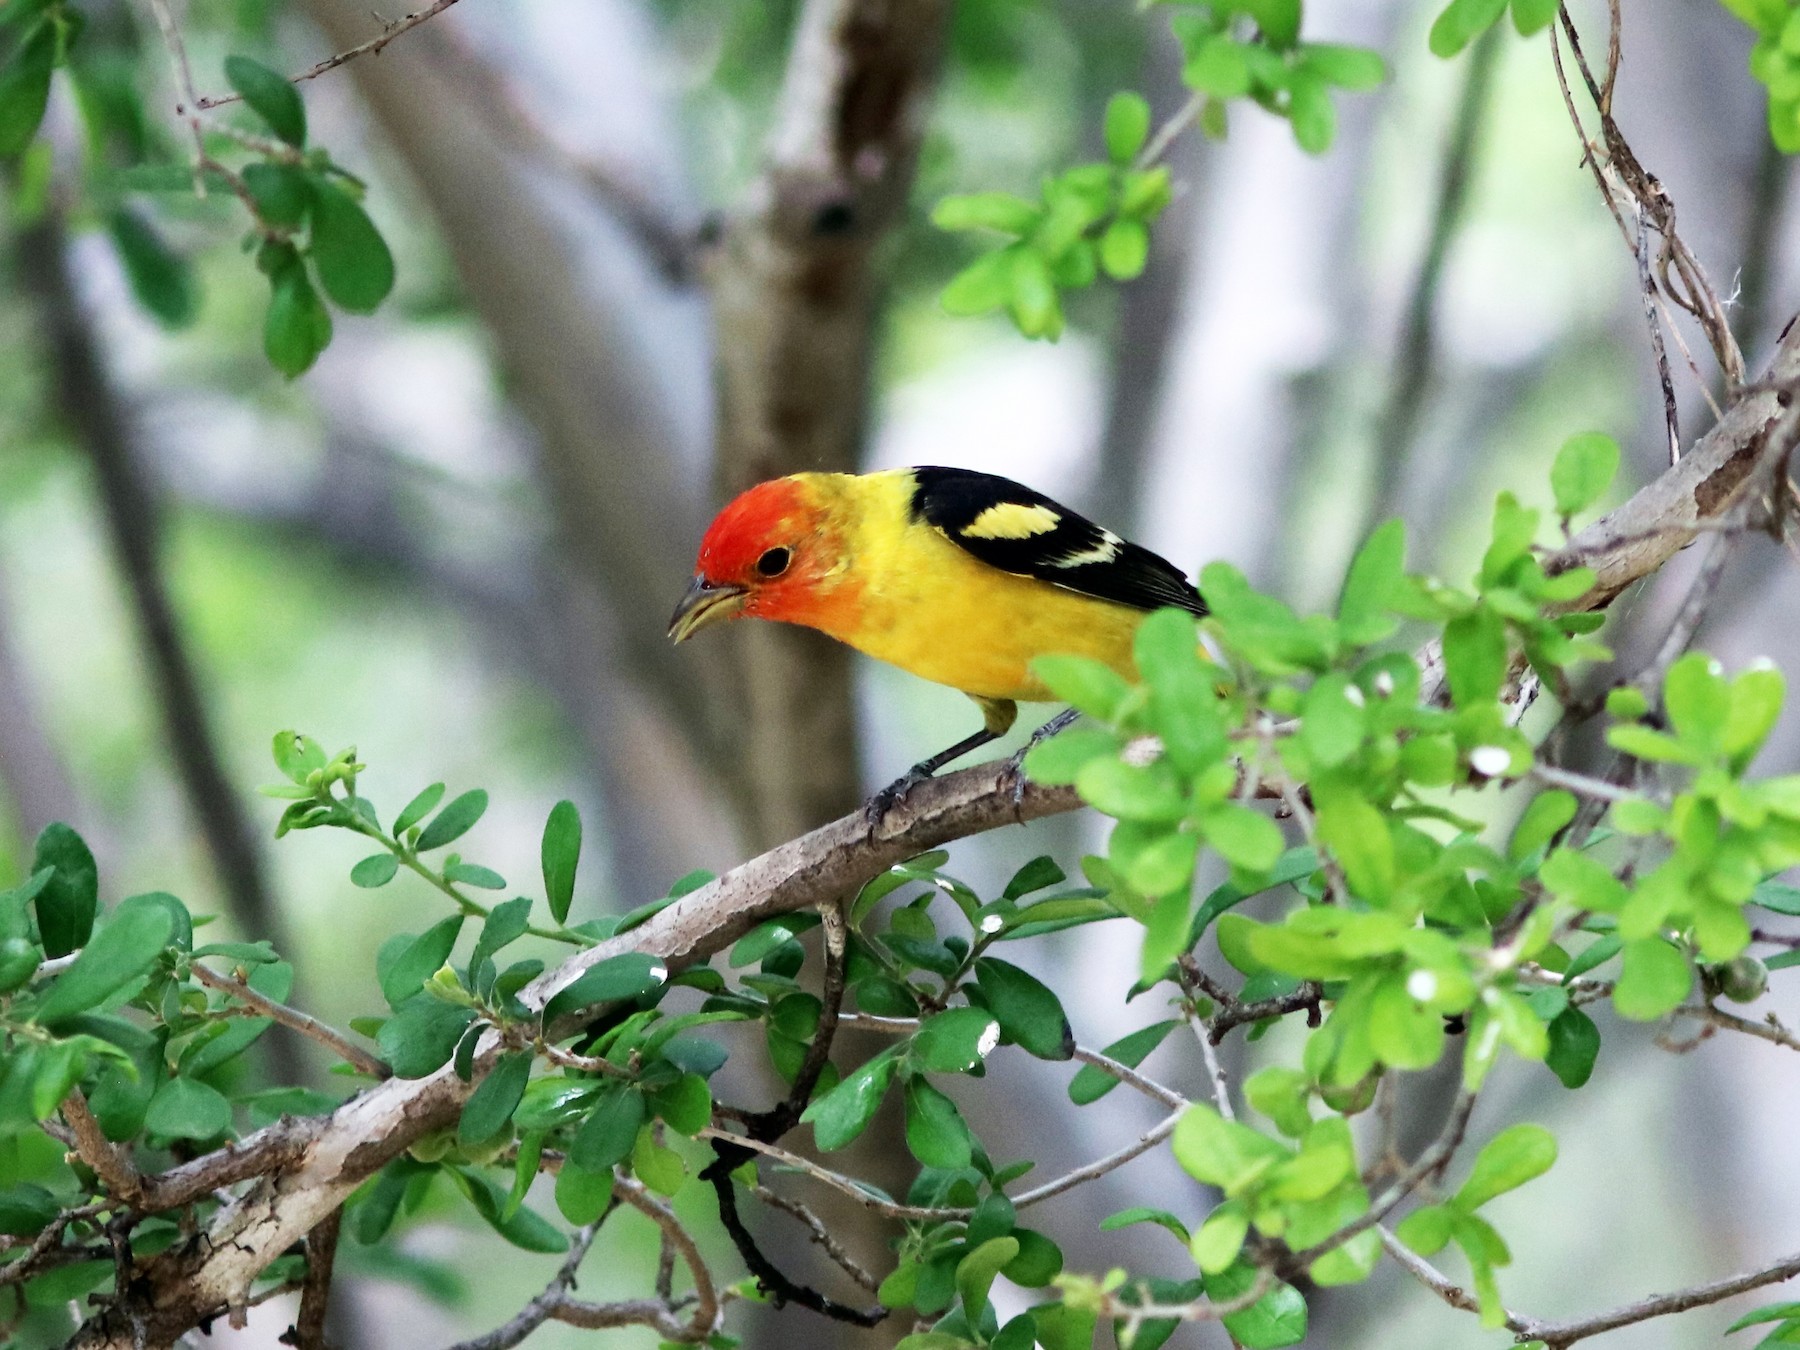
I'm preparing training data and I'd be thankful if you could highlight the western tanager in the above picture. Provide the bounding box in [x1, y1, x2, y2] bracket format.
[668, 465, 1206, 809]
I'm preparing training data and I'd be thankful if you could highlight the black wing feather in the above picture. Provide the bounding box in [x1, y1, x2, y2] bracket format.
[907, 466, 1205, 616]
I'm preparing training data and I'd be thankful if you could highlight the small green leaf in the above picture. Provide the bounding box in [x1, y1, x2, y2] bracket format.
[554, 1159, 615, 1225]
[379, 915, 464, 1009]
[1509, 790, 1576, 862]
[540, 800, 581, 924]
[224, 54, 306, 146]
[1299, 673, 1366, 768]
[144, 1076, 232, 1140]
[568, 1084, 645, 1171]
[263, 255, 332, 377]
[1171, 1105, 1289, 1193]
[351, 853, 399, 889]
[1286, 72, 1335, 154]
[0, 23, 55, 157]
[1069, 1020, 1178, 1105]
[1304, 43, 1388, 90]
[1428, 0, 1509, 57]
[458, 1051, 530, 1145]
[541, 952, 667, 1025]
[1104, 91, 1152, 163]
[1191, 1202, 1250, 1273]
[416, 789, 488, 852]
[1613, 938, 1691, 1021]
[1337, 520, 1405, 646]
[974, 957, 1074, 1060]
[376, 998, 474, 1078]
[648, 1072, 711, 1137]
[1454, 1123, 1557, 1210]
[32, 823, 99, 958]
[803, 1050, 899, 1150]
[932, 192, 1042, 235]
[1032, 654, 1133, 721]
[469, 896, 532, 984]
[913, 1007, 1001, 1073]
[1664, 652, 1730, 752]
[308, 176, 395, 312]
[1443, 608, 1508, 707]
[956, 1236, 1020, 1320]
[241, 161, 311, 228]
[1550, 431, 1620, 518]
[904, 1076, 972, 1169]
[1545, 1006, 1599, 1088]
[1510, 0, 1559, 33]
[108, 209, 197, 328]
[393, 783, 446, 835]
[33, 903, 173, 1026]
[1098, 218, 1150, 280]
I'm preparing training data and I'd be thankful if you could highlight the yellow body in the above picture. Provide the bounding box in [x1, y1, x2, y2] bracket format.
[782, 470, 1149, 706]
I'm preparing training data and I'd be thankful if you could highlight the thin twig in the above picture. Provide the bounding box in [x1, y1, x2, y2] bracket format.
[752, 1186, 879, 1292]
[289, 1206, 341, 1350]
[1013, 1110, 1184, 1209]
[191, 962, 391, 1079]
[1515, 1245, 1800, 1348]
[443, 1222, 604, 1350]
[1636, 207, 1680, 466]
[197, 0, 465, 109]
[59, 1092, 143, 1206]
[1682, 1003, 1800, 1053]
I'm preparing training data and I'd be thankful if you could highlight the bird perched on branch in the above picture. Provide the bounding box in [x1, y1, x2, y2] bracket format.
[668, 465, 1206, 817]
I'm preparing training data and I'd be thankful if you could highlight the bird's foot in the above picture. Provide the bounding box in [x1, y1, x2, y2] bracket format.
[864, 762, 934, 828]
[998, 708, 1084, 809]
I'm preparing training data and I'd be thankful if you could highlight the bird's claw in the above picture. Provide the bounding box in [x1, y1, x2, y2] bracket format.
[864, 764, 932, 828]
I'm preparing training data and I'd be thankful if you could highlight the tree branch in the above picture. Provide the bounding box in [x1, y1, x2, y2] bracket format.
[190, 962, 391, 1080]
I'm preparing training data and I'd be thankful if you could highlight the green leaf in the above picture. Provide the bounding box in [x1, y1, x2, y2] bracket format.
[1725, 664, 1785, 770]
[1171, 1105, 1289, 1193]
[380, 915, 464, 1009]
[803, 1050, 898, 1150]
[351, 853, 399, 888]
[1286, 72, 1335, 154]
[1550, 431, 1620, 518]
[32, 823, 98, 958]
[1443, 608, 1508, 707]
[108, 209, 196, 328]
[568, 1084, 645, 1171]
[1545, 1006, 1599, 1088]
[224, 54, 306, 146]
[932, 192, 1042, 235]
[1509, 790, 1576, 862]
[241, 161, 310, 228]
[1613, 938, 1691, 1020]
[1538, 846, 1628, 913]
[443, 861, 505, 890]
[393, 783, 446, 836]
[144, 1076, 232, 1140]
[33, 903, 173, 1025]
[956, 1236, 1020, 1320]
[974, 957, 1073, 1060]
[1033, 653, 1132, 721]
[1728, 1302, 1800, 1333]
[1191, 1202, 1250, 1273]
[553, 1159, 615, 1225]
[1210, 1261, 1308, 1348]
[1304, 43, 1388, 90]
[469, 896, 532, 985]
[1184, 35, 1252, 98]
[904, 1076, 972, 1169]
[1069, 1020, 1178, 1104]
[376, 998, 475, 1078]
[308, 176, 395, 313]
[453, 1167, 567, 1253]
[1510, 0, 1559, 33]
[1104, 91, 1152, 163]
[941, 248, 1012, 317]
[1098, 218, 1150, 280]
[458, 1051, 530, 1145]
[263, 255, 331, 377]
[648, 1072, 711, 1136]
[1312, 787, 1393, 900]
[1300, 673, 1367, 768]
[1078, 757, 1187, 822]
[1664, 653, 1730, 752]
[540, 800, 581, 924]
[0, 22, 54, 157]
[1338, 520, 1405, 646]
[0, 1183, 59, 1237]
[1428, 0, 1509, 57]
[1455, 1123, 1556, 1210]
[542, 952, 667, 1025]
[1007, 246, 1062, 340]
[416, 789, 488, 851]
[913, 1007, 1001, 1073]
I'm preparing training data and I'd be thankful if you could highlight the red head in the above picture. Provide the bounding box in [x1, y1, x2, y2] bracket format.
[667, 476, 851, 642]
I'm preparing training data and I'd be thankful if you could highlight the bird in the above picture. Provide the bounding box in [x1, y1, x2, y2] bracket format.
[668, 465, 1207, 818]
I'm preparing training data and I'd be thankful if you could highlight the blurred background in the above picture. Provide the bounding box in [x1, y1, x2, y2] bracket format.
[3, 0, 1799, 1344]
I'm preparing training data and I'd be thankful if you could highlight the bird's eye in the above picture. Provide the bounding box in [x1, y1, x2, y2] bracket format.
[756, 547, 792, 578]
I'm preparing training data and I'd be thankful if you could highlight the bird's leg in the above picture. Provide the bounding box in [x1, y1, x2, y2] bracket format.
[865, 697, 1018, 826]
[864, 728, 1002, 825]
[999, 707, 1083, 807]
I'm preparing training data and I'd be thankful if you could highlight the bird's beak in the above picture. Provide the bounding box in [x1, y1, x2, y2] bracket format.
[667, 576, 747, 643]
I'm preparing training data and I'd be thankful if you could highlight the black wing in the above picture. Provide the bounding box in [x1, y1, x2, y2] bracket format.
[907, 466, 1205, 616]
